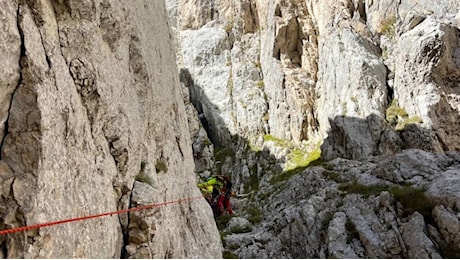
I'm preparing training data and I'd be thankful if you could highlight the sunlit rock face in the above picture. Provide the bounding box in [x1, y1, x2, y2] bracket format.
[0, 0, 222, 258]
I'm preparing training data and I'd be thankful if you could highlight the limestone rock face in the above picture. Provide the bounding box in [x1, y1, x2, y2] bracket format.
[170, 0, 459, 159]
[0, 0, 221, 258]
[167, 0, 460, 258]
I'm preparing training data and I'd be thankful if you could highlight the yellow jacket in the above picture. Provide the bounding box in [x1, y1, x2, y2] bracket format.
[198, 177, 224, 195]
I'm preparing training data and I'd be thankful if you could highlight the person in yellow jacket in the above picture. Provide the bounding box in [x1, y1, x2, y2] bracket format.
[198, 175, 224, 196]
[198, 175, 233, 216]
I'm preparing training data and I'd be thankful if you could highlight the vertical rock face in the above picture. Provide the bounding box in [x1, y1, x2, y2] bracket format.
[168, 0, 460, 259]
[0, 0, 222, 258]
[171, 0, 460, 159]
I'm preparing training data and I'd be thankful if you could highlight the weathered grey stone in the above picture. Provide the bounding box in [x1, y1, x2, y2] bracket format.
[394, 17, 460, 151]
[225, 217, 252, 234]
[0, 0, 21, 144]
[433, 205, 460, 253]
[0, 0, 222, 258]
[400, 212, 442, 258]
[372, 149, 456, 185]
[327, 212, 360, 258]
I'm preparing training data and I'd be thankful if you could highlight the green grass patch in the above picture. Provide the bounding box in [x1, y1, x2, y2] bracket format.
[263, 134, 289, 147]
[269, 147, 322, 184]
[285, 147, 321, 171]
[386, 99, 408, 123]
[397, 115, 423, 130]
[339, 182, 389, 197]
[386, 99, 422, 130]
[248, 140, 263, 152]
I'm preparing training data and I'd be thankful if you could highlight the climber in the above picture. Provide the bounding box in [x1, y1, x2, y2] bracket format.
[198, 175, 233, 217]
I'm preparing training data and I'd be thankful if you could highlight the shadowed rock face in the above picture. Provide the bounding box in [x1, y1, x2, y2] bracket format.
[167, 0, 460, 258]
[170, 0, 459, 155]
[0, 0, 222, 258]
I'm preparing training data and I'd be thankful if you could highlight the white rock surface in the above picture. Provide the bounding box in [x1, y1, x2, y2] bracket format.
[0, 0, 221, 258]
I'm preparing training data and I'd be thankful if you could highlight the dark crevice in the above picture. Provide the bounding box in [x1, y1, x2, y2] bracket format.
[120, 183, 136, 258]
[1, 241, 7, 259]
[36, 30, 51, 69]
[179, 68, 217, 145]
[1, 4, 26, 159]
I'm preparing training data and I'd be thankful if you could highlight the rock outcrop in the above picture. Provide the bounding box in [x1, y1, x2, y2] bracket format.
[223, 149, 460, 258]
[167, 0, 460, 259]
[0, 0, 221, 258]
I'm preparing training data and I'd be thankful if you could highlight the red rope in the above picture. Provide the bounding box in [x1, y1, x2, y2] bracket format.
[0, 195, 203, 235]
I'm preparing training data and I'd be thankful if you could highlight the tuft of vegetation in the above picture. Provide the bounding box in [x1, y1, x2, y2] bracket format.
[224, 20, 234, 33]
[399, 115, 423, 130]
[202, 138, 212, 147]
[263, 134, 289, 147]
[136, 162, 154, 186]
[246, 206, 263, 224]
[345, 218, 359, 243]
[386, 99, 407, 121]
[265, 135, 323, 183]
[339, 183, 436, 220]
[389, 185, 434, 220]
[322, 170, 347, 183]
[285, 146, 321, 172]
[216, 214, 233, 230]
[386, 99, 423, 130]
[321, 211, 335, 229]
[243, 167, 260, 194]
[223, 251, 239, 259]
[248, 140, 263, 152]
[255, 80, 265, 89]
[380, 15, 397, 37]
[339, 182, 389, 197]
[155, 159, 168, 173]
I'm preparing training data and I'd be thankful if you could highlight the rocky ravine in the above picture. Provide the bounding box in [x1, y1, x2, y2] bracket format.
[0, 0, 222, 258]
[168, 0, 460, 258]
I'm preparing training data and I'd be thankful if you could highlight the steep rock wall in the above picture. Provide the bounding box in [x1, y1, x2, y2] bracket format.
[167, 0, 460, 258]
[170, 0, 460, 159]
[0, 0, 222, 258]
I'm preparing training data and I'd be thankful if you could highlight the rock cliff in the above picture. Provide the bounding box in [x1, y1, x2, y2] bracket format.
[168, 0, 460, 258]
[0, 0, 222, 258]
[172, 0, 459, 155]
